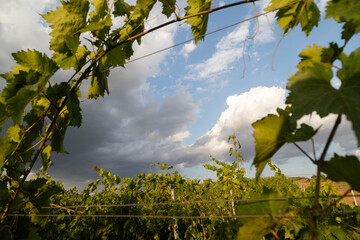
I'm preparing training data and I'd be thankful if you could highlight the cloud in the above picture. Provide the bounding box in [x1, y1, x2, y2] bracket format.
[0, 0, 58, 76]
[186, 22, 250, 80]
[180, 42, 196, 58]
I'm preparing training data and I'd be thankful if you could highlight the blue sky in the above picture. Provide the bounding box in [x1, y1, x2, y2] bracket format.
[0, 0, 359, 189]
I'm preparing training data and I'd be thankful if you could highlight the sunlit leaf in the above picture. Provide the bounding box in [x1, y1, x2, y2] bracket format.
[41, 0, 89, 53]
[41, 145, 52, 170]
[185, 0, 212, 44]
[252, 108, 296, 179]
[6, 125, 22, 143]
[297, 44, 331, 70]
[265, 0, 320, 36]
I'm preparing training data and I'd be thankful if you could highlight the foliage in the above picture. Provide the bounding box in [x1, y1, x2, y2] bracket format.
[252, 0, 360, 238]
[0, 0, 359, 239]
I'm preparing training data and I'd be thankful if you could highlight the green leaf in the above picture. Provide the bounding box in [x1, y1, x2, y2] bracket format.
[52, 45, 89, 71]
[41, 145, 52, 170]
[286, 123, 318, 142]
[51, 112, 70, 154]
[67, 91, 82, 127]
[0, 135, 12, 167]
[90, 0, 108, 18]
[10, 50, 59, 77]
[41, 0, 89, 53]
[236, 188, 289, 216]
[185, 0, 212, 44]
[252, 108, 296, 179]
[297, 44, 332, 70]
[321, 42, 343, 64]
[265, 0, 320, 37]
[287, 48, 360, 145]
[236, 217, 277, 240]
[159, 0, 176, 18]
[6, 125, 22, 143]
[86, 67, 109, 99]
[320, 154, 360, 192]
[113, 0, 131, 17]
[326, 0, 360, 42]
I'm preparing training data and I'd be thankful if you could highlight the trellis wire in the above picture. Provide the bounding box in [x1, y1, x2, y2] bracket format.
[39, 194, 360, 209]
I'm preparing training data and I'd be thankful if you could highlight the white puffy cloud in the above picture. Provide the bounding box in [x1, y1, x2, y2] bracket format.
[186, 22, 250, 80]
[180, 42, 196, 58]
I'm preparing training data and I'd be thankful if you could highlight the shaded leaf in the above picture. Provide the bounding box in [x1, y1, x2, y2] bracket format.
[287, 48, 360, 145]
[113, 0, 131, 17]
[0, 135, 12, 167]
[326, 0, 360, 42]
[67, 91, 82, 127]
[286, 123, 318, 142]
[236, 217, 277, 240]
[86, 67, 109, 99]
[159, 0, 176, 18]
[320, 154, 360, 192]
[236, 188, 289, 216]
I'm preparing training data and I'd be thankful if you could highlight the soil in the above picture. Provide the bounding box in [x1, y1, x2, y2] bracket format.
[294, 178, 360, 206]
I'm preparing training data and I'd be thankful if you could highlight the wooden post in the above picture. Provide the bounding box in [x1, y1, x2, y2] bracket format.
[230, 189, 236, 217]
[171, 187, 179, 239]
[351, 190, 358, 206]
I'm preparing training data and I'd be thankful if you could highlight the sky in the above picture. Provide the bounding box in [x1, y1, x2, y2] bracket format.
[0, 0, 359, 189]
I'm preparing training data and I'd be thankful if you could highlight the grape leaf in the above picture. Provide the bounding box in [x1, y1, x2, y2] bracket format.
[265, 0, 320, 37]
[326, 0, 360, 42]
[297, 44, 331, 70]
[90, 0, 108, 18]
[41, 145, 52, 171]
[286, 123, 318, 142]
[113, 0, 132, 17]
[159, 0, 176, 18]
[287, 48, 360, 145]
[11, 50, 59, 77]
[67, 91, 82, 127]
[321, 42, 343, 64]
[53, 46, 89, 71]
[51, 117, 69, 154]
[320, 154, 360, 192]
[185, 0, 212, 44]
[0, 97, 9, 131]
[41, 0, 89, 53]
[252, 108, 296, 179]
[86, 68, 109, 99]
[0, 135, 12, 167]
[236, 217, 277, 240]
[6, 125, 22, 143]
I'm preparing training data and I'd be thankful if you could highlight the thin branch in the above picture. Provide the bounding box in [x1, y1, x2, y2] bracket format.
[293, 142, 316, 164]
[323, 188, 352, 213]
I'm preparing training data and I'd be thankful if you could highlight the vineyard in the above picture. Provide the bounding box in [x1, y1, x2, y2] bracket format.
[4, 153, 360, 239]
[1, 0, 360, 239]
